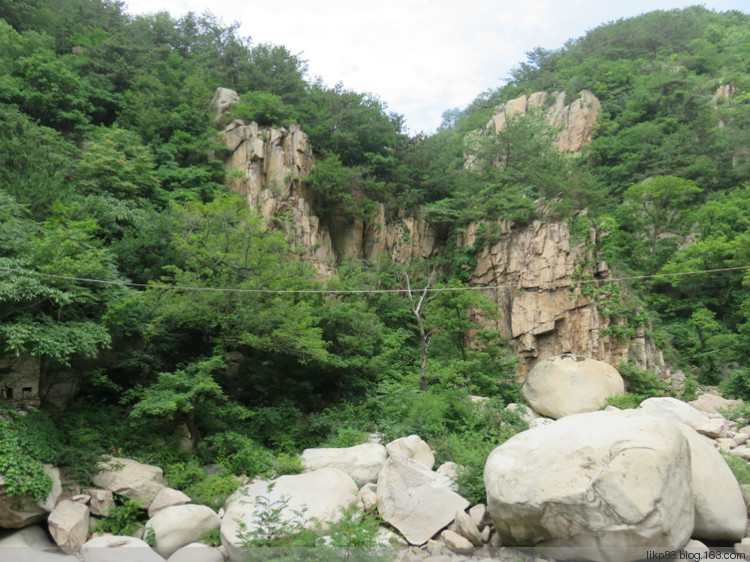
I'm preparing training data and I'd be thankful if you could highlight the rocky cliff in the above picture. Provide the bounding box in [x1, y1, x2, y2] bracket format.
[486, 90, 601, 153]
[216, 89, 675, 381]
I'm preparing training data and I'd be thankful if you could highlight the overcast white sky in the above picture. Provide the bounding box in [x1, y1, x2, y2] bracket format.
[122, 0, 749, 134]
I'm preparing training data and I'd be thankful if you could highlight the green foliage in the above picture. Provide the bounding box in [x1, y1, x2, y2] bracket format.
[0, 414, 53, 500]
[722, 367, 750, 401]
[721, 452, 750, 486]
[94, 497, 146, 536]
[605, 393, 642, 410]
[227, 91, 297, 127]
[617, 363, 669, 399]
[163, 461, 240, 510]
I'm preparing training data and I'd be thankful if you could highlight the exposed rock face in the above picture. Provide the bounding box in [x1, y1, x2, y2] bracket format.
[0, 353, 40, 406]
[385, 435, 435, 469]
[487, 90, 601, 153]
[484, 410, 694, 561]
[215, 87, 668, 380]
[520, 354, 624, 419]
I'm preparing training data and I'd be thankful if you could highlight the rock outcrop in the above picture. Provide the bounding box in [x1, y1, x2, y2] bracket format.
[92, 457, 167, 505]
[215, 87, 669, 379]
[301, 443, 387, 486]
[487, 90, 601, 153]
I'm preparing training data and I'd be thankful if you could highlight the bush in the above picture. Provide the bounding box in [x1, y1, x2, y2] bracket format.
[721, 452, 750, 486]
[722, 367, 750, 401]
[617, 363, 669, 399]
[94, 497, 146, 536]
[164, 461, 240, 511]
[606, 393, 642, 410]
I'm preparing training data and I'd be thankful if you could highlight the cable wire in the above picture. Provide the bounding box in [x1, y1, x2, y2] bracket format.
[1, 264, 749, 295]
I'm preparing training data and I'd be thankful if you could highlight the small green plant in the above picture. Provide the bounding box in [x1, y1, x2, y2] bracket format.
[143, 526, 156, 547]
[197, 528, 221, 547]
[323, 428, 369, 448]
[721, 452, 750, 486]
[605, 393, 642, 410]
[94, 497, 146, 536]
[271, 452, 305, 476]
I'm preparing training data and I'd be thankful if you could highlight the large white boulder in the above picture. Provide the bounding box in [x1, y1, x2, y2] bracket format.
[484, 410, 694, 561]
[0, 464, 61, 529]
[80, 535, 166, 562]
[168, 543, 224, 562]
[147, 504, 220, 558]
[675, 423, 747, 540]
[638, 396, 709, 428]
[301, 443, 387, 486]
[221, 468, 358, 562]
[377, 455, 468, 546]
[520, 354, 624, 419]
[385, 435, 435, 469]
[47, 500, 89, 552]
[93, 457, 167, 505]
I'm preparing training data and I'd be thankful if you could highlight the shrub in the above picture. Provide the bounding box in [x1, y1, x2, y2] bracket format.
[606, 393, 642, 410]
[721, 452, 750, 486]
[164, 461, 240, 511]
[722, 367, 750, 401]
[617, 363, 669, 399]
[94, 497, 146, 536]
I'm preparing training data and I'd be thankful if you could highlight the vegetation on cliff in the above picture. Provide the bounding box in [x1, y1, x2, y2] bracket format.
[1, 1, 750, 502]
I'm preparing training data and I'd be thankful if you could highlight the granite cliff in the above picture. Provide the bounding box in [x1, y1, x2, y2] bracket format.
[215, 88, 676, 382]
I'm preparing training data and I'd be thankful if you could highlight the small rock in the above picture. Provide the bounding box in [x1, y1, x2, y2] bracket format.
[479, 526, 491, 544]
[468, 504, 486, 529]
[84, 489, 114, 517]
[359, 488, 378, 512]
[436, 462, 460, 482]
[690, 393, 741, 414]
[716, 437, 737, 450]
[683, 539, 709, 556]
[696, 418, 729, 439]
[735, 433, 749, 445]
[70, 494, 91, 504]
[454, 509, 482, 547]
[386, 435, 435, 469]
[504, 403, 539, 423]
[441, 529, 473, 554]
[489, 531, 502, 547]
[148, 487, 192, 518]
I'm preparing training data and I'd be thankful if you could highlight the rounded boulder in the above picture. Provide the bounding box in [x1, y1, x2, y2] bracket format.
[520, 354, 624, 419]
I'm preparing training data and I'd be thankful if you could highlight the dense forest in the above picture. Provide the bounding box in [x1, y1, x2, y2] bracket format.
[1, 0, 750, 521]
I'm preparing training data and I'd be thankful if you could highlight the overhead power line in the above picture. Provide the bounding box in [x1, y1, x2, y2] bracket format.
[1, 265, 749, 295]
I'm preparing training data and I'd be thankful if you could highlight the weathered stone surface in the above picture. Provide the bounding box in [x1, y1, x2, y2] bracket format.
[301, 443, 387, 486]
[0, 525, 78, 561]
[147, 487, 191, 518]
[377, 456, 469, 546]
[441, 529, 473, 553]
[210, 87, 239, 123]
[690, 394, 741, 414]
[435, 461, 460, 483]
[84, 488, 114, 517]
[147, 504, 220, 558]
[504, 403, 539, 422]
[638, 396, 709, 428]
[520, 354, 624, 419]
[0, 353, 40, 406]
[487, 90, 601, 153]
[675, 423, 747, 541]
[454, 509, 482, 547]
[385, 435, 435, 469]
[358, 488, 377, 512]
[80, 535, 166, 562]
[484, 410, 694, 561]
[696, 418, 729, 439]
[168, 543, 223, 562]
[48, 500, 89, 552]
[221, 468, 358, 562]
[93, 457, 167, 505]
[0, 464, 61, 529]
[468, 504, 487, 530]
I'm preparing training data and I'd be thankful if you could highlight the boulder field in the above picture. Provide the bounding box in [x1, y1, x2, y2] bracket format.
[3, 355, 750, 562]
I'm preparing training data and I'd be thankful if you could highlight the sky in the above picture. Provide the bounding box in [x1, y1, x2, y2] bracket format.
[121, 0, 749, 134]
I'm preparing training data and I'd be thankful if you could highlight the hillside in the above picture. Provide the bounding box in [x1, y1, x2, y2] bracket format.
[1, 2, 750, 555]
